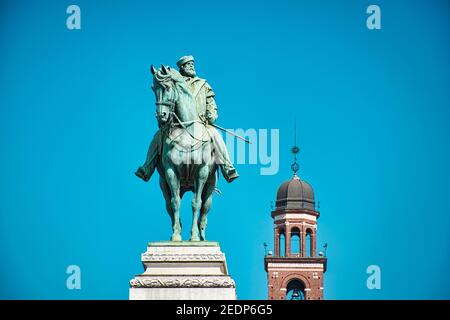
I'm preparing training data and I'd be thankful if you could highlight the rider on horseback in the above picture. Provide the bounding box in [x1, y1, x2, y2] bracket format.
[135, 55, 239, 183]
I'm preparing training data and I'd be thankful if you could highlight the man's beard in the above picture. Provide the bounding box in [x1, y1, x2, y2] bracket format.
[182, 68, 196, 77]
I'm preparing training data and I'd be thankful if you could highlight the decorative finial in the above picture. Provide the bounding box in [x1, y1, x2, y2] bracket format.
[291, 122, 300, 177]
[323, 243, 328, 257]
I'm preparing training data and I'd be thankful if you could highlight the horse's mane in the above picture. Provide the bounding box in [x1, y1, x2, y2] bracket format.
[153, 65, 186, 89]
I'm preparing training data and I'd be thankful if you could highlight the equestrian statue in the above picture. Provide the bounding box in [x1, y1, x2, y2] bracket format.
[135, 56, 240, 242]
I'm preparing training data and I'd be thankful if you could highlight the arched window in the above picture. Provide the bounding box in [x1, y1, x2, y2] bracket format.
[279, 231, 286, 257]
[290, 227, 301, 256]
[306, 229, 312, 257]
[286, 279, 306, 300]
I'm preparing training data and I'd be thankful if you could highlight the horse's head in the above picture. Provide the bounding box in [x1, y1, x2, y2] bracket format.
[151, 64, 194, 126]
[151, 65, 191, 125]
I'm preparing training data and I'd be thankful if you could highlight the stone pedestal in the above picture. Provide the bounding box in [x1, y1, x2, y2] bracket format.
[129, 241, 237, 300]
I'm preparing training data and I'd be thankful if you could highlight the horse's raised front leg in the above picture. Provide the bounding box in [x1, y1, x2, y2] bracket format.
[191, 166, 209, 241]
[199, 172, 216, 241]
[165, 167, 182, 241]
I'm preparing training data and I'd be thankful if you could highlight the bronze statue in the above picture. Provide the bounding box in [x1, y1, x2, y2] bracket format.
[135, 56, 239, 241]
[136, 56, 238, 183]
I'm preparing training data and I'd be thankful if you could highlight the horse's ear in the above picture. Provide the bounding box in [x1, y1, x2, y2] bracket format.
[161, 65, 168, 74]
[150, 65, 157, 75]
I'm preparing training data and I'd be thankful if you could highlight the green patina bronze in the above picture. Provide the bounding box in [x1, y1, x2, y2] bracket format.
[135, 56, 239, 242]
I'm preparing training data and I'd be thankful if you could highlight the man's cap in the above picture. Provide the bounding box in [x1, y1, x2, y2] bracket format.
[177, 55, 195, 68]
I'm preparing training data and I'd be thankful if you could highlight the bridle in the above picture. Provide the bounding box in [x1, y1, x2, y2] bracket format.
[155, 101, 176, 108]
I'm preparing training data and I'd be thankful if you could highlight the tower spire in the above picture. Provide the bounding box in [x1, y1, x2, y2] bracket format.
[291, 122, 300, 178]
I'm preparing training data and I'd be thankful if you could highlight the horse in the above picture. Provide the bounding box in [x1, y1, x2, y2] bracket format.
[150, 64, 217, 242]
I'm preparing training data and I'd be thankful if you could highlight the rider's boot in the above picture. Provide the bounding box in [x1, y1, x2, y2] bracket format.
[220, 163, 239, 183]
[136, 131, 160, 182]
[135, 159, 156, 182]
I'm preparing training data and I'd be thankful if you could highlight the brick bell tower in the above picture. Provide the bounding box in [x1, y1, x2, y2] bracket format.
[264, 143, 327, 300]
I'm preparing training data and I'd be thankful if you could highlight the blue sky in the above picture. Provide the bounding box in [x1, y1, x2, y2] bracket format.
[0, 0, 449, 299]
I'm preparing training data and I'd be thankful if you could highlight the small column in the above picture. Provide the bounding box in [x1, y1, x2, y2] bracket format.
[274, 226, 280, 257]
[300, 226, 306, 257]
[285, 227, 291, 257]
[311, 231, 317, 257]
[299, 229, 304, 257]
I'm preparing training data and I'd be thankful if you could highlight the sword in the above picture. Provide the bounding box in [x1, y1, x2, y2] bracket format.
[208, 123, 252, 144]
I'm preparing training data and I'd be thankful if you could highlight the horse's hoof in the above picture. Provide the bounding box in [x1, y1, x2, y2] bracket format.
[190, 236, 200, 242]
[171, 234, 182, 242]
